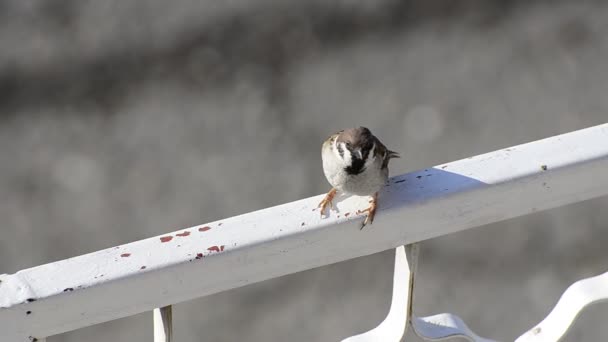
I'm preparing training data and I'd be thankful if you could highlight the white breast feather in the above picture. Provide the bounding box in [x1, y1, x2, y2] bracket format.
[322, 141, 388, 196]
[322, 139, 349, 190]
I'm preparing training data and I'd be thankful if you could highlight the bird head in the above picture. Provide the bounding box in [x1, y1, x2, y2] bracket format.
[335, 127, 376, 174]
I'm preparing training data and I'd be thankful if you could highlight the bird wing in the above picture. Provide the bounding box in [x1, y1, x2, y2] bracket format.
[374, 137, 399, 169]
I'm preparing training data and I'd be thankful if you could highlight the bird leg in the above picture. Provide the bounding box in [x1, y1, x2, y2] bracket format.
[318, 188, 337, 217]
[357, 192, 378, 229]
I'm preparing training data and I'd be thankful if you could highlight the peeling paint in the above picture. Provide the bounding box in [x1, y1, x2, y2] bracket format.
[160, 236, 173, 243]
[195, 253, 204, 259]
[198, 226, 211, 232]
[120, 253, 131, 258]
[176, 231, 190, 237]
[207, 245, 225, 253]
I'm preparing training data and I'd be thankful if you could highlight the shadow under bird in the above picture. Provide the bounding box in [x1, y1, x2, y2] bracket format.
[318, 127, 399, 228]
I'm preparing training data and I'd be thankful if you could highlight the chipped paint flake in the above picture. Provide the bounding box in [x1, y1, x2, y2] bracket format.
[160, 236, 173, 243]
[207, 245, 225, 253]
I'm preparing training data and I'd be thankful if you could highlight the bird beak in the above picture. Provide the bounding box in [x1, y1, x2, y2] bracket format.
[354, 148, 363, 160]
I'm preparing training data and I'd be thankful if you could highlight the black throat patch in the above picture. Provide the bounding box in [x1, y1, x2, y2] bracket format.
[345, 158, 365, 175]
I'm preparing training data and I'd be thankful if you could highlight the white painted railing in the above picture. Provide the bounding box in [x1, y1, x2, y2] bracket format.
[2, 123, 608, 342]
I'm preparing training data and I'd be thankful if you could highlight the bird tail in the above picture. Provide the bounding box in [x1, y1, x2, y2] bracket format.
[387, 150, 400, 159]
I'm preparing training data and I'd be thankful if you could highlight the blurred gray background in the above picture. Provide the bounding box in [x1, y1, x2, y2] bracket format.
[1, 0, 608, 341]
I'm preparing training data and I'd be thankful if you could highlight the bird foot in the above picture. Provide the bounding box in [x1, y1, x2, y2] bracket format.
[318, 188, 337, 218]
[357, 193, 378, 229]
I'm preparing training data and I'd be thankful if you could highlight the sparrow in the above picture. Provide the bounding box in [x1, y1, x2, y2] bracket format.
[318, 127, 399, 228]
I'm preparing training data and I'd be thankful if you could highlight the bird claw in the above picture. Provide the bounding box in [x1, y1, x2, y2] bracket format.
[358, 209, 375, 229]
[318, 188, 337, 218]
[358, 193, 378, 230]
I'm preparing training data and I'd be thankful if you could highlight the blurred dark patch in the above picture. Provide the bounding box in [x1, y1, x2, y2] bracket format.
[40, 0, 79, 30]
[558, 17, 592, 48]
[0, 0, 548, 115]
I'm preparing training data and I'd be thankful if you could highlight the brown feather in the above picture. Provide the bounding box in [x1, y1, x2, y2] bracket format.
[371, 135, 399, 169]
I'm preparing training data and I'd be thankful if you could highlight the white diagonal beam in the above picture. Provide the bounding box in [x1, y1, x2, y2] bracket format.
[2, 124, 608, 340]
[516, 271, 608, 342]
